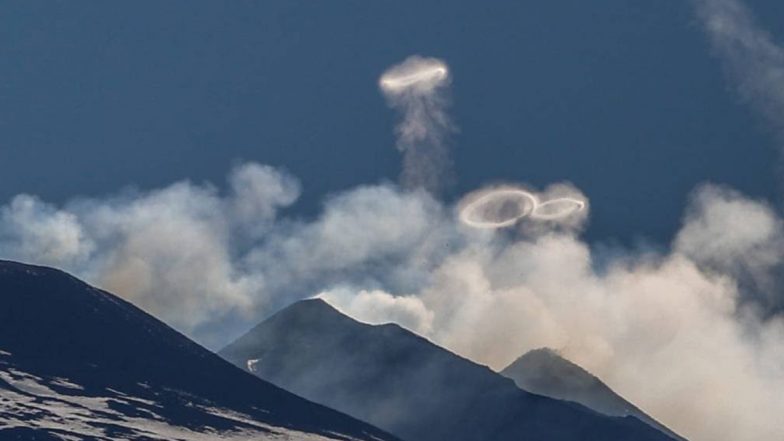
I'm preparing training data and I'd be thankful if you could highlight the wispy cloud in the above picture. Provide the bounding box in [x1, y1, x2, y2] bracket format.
[694, 0, 784, 137]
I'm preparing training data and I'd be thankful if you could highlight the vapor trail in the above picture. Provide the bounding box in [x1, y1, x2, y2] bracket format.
[379, 56, 453, 194]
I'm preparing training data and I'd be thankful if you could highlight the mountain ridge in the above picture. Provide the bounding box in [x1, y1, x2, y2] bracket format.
[0, 260, 399, 441]
[221, 298, 679, 441]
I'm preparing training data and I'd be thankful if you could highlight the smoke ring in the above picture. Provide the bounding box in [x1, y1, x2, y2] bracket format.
[380, 65, 448, 92]
[379, 57, 450, 96]
[459, 188, 538, 229]
[530, 197, 586, 220]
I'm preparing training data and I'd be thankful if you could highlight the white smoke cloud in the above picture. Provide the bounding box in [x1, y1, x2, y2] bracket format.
[83, 183, 262, 337]
[0, 166, 452, 346]
[242, 185, 456, 305]
[0, 195, 93, 267]
[227, 162, 301, 236]
[0, 164, 298, 346]
[675, 184, 784, 307]
[379, 56, 454, 194]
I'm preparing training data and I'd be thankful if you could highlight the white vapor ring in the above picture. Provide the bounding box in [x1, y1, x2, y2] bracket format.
[459, 189, 538, 229]
[530, 197, 586, 220]
[380, 66, 448, 90]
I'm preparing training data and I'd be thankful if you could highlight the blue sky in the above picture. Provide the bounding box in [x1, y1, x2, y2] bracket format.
[1, 0, 782, 245]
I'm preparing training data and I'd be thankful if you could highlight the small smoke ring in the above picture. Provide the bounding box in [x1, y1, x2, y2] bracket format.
[530, 197, 586, 220]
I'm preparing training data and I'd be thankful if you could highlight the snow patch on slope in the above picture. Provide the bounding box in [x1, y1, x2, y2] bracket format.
[0, 363, 367, 441]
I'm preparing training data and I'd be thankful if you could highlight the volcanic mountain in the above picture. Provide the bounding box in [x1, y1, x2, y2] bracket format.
[501, 348, 684, 440]
[0, 260, 398, 441]
[219, 298, 680, 441]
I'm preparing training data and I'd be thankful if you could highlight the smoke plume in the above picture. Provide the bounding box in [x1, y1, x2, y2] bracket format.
[379, 56, 454, 194]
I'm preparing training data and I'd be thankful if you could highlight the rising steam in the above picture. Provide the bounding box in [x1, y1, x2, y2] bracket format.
[379, 56, 453, 194]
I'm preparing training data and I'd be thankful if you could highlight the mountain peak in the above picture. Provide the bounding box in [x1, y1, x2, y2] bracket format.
[502, 348, 684, 440]
[516, 347, 565, 363]
[504, 348, 603, 391]
[256, 297, 365, 335]
[276, 297, 346, 321]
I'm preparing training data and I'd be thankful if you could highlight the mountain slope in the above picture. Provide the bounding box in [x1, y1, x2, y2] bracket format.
[0, 260, 399, 441]
[220, 298, 678, 441]
[501, 348, 684, 440]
